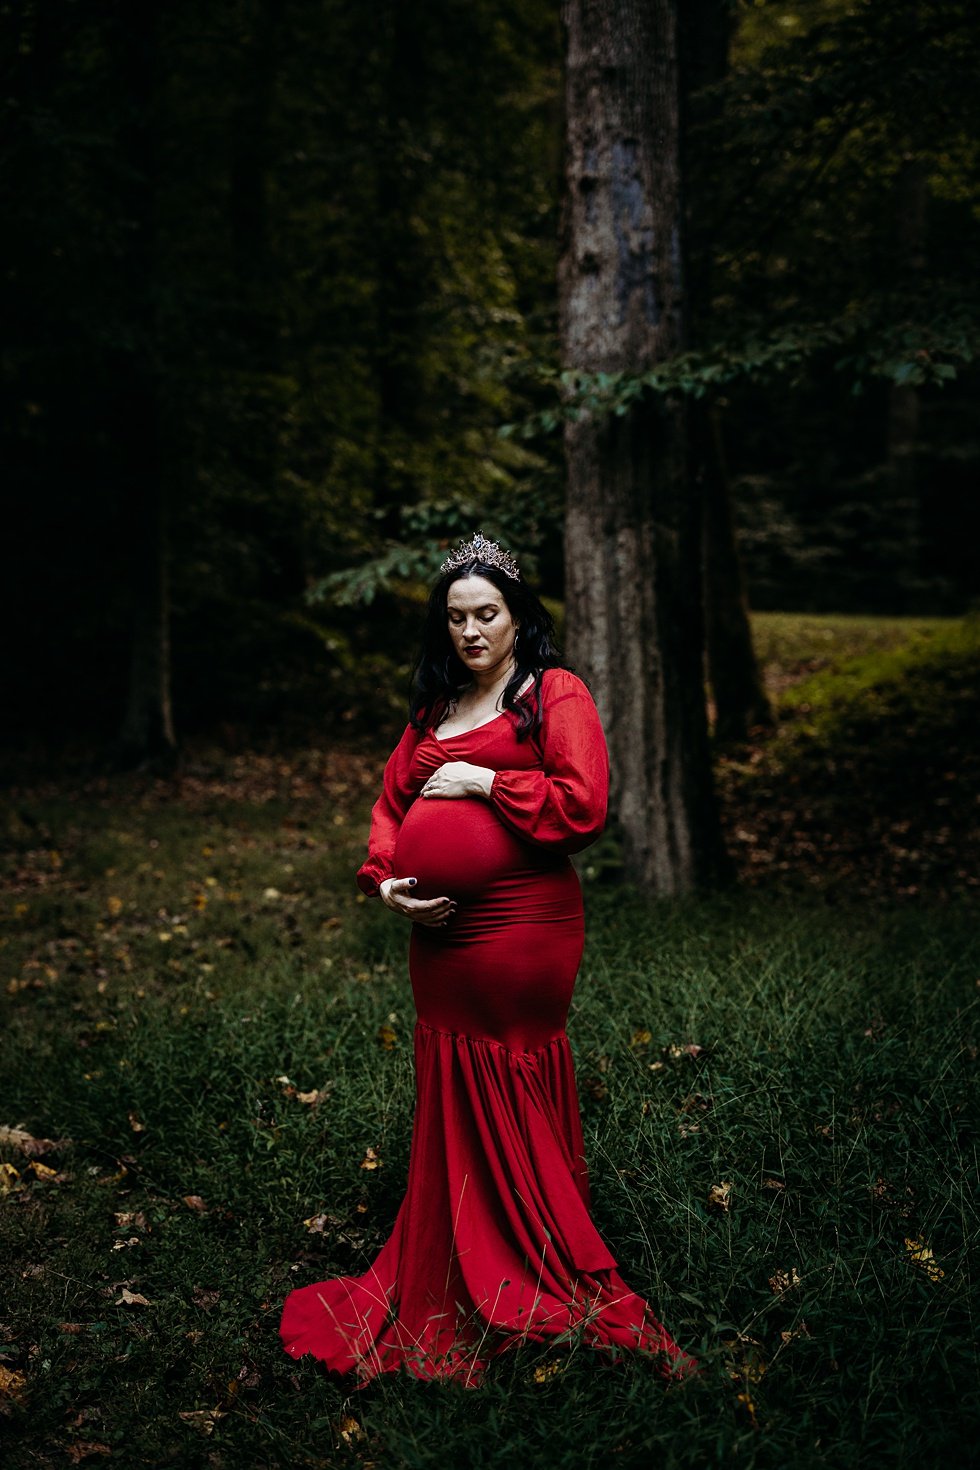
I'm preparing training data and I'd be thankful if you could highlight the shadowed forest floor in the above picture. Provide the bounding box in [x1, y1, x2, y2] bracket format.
[1, 613, 978, 1467]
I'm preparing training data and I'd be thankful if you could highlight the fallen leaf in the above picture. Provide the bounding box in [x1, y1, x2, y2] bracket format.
[337, 1415, 366, 1445]
[182, 1195, 207, 1212]
[360, 1147, 382, 1170]
[905, 1236, 944, 1281]
[629, 1029, 652, 1049]
[707, 1181, 732, 1212]
[735, 1389, 759, 1428]
[65, 1442, 111, 1463]
[113, 1211, 148, 1231]
[0, 1125, 63, 1157]
[0, 1365, 27, 1400]
[115, 1289, 151, 1307]
[768, 1267, 801, 1294]
[376, 1023, 397, 1050]
[28, 1160, 59, 1180]
[296, 1090, 319, 1106]
[178, 1407, 225, 1436]
[127, 1112, 145, 1134]
[0, 1163, 22, 1193]
[532, 1358, 566, 1383]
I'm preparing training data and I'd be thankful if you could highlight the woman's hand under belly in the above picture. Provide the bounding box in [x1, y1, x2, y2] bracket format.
[394, 797, 539, 902]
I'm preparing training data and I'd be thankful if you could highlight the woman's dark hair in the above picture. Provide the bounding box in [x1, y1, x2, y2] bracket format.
[408, 559, 569, 741]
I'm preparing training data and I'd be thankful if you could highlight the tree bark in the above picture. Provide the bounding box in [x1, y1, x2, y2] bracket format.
[696, 401, 772, 740]
[884, 153, 928, 610]
[114, 5, 177, 768]
[678, 0, 772, 743]
[559, 0, 731, 893]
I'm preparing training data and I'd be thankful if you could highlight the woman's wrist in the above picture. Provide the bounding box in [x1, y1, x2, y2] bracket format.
[470, 767, 495, 798]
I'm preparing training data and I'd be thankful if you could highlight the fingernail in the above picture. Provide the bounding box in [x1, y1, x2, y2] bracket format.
[408, 878, 417, 886]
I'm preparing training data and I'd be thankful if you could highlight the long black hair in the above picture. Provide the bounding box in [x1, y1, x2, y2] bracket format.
[408, 558, 569, 741]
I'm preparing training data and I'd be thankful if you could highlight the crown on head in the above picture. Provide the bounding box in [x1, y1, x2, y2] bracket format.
[439, 529, 521, 581]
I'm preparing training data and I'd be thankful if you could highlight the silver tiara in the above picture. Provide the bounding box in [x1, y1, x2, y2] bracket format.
[439, 529, 520, 581]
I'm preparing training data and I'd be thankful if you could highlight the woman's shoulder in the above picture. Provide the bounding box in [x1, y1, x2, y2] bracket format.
[538, 666, 596, 705]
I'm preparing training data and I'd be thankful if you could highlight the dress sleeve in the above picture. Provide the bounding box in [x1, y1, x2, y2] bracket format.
[356, 722, 422, 897]
[487, 675, 609, 855]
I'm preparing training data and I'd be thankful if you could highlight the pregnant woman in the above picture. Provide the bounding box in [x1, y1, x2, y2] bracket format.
[279, 532, 699, 1388]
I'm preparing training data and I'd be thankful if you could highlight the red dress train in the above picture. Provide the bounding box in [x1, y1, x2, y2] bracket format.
[279, 668, 698, 1387]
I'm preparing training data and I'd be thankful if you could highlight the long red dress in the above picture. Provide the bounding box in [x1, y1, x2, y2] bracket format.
[279, 667, 698, 1387]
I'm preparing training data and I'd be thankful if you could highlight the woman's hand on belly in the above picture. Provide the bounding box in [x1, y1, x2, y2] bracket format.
[420, 761, 494, 799]
[379, 876, 457, 926]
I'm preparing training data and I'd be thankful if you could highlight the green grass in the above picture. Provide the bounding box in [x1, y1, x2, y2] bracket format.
[1, 615, 979, 1467]
[749, 611, 955, 689]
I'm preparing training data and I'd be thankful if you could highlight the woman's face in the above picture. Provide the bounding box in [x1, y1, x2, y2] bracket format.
[446, 573, 519, 681]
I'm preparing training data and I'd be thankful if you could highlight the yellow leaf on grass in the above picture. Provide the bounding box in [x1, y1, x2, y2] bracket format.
[0, 1364, 27, 1400]
[707, 1181, 732, 1212]
[533, 1358, 566, 1383]
[0, 1163, 22, 1193]
[107, 896, 123, 916]
[115, 1288, 151, 1307]
[377, 1023, 397, 1049]
[905, 1237, 945, 1281]
[337, 1415, 366, 1445]
[178, 1408, 225, 1436]
[360, 1147, 382, 1170]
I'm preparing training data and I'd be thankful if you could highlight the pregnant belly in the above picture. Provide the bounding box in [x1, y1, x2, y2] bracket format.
[393, 797, 547, 900]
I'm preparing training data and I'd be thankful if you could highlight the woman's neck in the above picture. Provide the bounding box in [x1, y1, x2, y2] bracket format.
[468, 659, 517, 703]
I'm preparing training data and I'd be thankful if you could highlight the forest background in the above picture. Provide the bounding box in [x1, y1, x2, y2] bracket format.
[3, 0, 979, 759]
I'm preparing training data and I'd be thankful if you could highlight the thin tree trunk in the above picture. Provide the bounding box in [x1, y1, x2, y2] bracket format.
[559, 0, 731, 894]
[679, 0, 771, 742]
[697, 401, 772, 740]
[120, 425, 176, 764]
[884, 153, 927, 610]
[114, 6, 177, 768]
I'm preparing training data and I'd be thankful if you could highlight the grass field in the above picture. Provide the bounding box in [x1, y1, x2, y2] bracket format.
[1, 614, 978, 1468]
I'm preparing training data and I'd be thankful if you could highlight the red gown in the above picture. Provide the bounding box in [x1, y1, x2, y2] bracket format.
[279, 667, 698, 1387]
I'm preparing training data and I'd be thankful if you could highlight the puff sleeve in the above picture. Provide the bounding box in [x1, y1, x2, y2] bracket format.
[487, 672, 609, 854]
[356, 722, 423, 897]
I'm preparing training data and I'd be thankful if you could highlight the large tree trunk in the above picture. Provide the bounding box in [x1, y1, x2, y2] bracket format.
[559, 0, 731, 894]
[679, 0, 772, 743]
